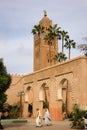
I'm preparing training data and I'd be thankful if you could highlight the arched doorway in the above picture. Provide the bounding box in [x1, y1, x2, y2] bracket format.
[39, 82, 49, 109]
[58, 78, 69, 117]
[25, 86, 33, 117]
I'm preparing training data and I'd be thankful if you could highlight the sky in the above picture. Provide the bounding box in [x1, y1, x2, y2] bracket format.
[0, 0, 87, 75]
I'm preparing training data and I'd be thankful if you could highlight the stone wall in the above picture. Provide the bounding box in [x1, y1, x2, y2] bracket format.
[6, 56, 87, 120]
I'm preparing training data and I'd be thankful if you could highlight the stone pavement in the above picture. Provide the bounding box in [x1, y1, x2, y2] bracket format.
[2, 118, 77, 130]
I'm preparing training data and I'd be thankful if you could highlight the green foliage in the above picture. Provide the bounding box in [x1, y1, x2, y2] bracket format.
[54, 52, 67, 62]
[62, 102, 67, 119]
[8, 104, 20, 119]
[77, 43, 87, 57]
[43, 101, 49, 109]
[32, 24, 44, 36]
[1, 104, 20, 119]
[0, 58, 11, 110]
[59, 30, 69, 54]
[62, 102, 66, 113]
[44, 24, 61, 46]
[64, 39, 76, 59]
[69, 104, 85, 129]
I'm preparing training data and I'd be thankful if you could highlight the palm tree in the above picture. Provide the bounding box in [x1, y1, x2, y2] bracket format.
[48, 24, 61, 52]
[64, 39, 76, 59]
[77, 44, 87, 56]
[53, 52, 67, 62]
[59, 30, 69, 54]
[32, 24, 44, 52]
[70, 104, 85, 129]
[44, 24, 61, 65]
[47, 24, 61, 38]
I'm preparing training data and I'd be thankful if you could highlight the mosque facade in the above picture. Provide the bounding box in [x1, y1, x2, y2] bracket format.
[6, 12, 87, 120]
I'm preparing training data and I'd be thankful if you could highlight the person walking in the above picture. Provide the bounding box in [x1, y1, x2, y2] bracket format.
[43, 108, 52, 126]
[36, 108, 42, 127]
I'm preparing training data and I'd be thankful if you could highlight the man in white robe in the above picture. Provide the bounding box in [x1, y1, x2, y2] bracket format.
[44, 108, 51, 126]
[36, 108, 42, 127]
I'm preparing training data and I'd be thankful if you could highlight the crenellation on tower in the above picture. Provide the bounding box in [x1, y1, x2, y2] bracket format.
[10, 73, 24, 77]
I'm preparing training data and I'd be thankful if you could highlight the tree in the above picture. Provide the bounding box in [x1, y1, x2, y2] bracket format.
[59, 30, 69, 54]
[47, 24, 61, 39]
[70, 104, 85, 129]
[77, 37, 87, 56]
[48, 24, 61, 55]
[77, 44, 87, 56]
[32, 24, 44, 52]
[0, 58, 11, 110]
[64, 39, 76, 59]
[44, 24, 61, 64]
[53, 52, 67, 62]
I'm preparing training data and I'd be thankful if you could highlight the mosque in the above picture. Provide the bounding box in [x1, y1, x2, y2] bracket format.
[6, 12, 87, 120]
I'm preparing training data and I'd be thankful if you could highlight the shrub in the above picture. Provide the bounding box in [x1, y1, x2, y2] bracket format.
[8, 104, 20, 119]
[43, 101, 49, 109]
[69, 104, 85, 129]
[1, 103, 20, 119]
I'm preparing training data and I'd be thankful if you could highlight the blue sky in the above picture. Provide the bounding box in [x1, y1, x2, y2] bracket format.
[0, 0, 87, 75]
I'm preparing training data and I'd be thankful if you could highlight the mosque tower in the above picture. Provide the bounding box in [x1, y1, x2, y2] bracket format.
[33, 11, 58, 71]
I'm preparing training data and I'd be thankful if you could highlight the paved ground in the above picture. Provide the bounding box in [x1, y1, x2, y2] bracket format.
[2, 118, 77, 130]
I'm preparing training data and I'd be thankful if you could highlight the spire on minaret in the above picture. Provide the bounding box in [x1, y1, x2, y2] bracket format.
[44, 10, 47, 17]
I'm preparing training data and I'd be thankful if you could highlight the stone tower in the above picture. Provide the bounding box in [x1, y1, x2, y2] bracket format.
[33, 11, 58, 71]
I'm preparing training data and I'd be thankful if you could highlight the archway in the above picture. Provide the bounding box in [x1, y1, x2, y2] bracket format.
[25, 86, 33, 117]
[39, 82, 49, 109]
[58, 78, 69, 117]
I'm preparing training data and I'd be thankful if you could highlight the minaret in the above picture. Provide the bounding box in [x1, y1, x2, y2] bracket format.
[33, 11, 58, 71]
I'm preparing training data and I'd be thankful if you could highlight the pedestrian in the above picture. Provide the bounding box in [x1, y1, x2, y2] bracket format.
[36, 108, 42, 127]
[43, 108, 52, 126]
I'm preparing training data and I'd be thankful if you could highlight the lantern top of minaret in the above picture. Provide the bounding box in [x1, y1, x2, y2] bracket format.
[44, 10, 47, 17]
[39, 10, 52, 27]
